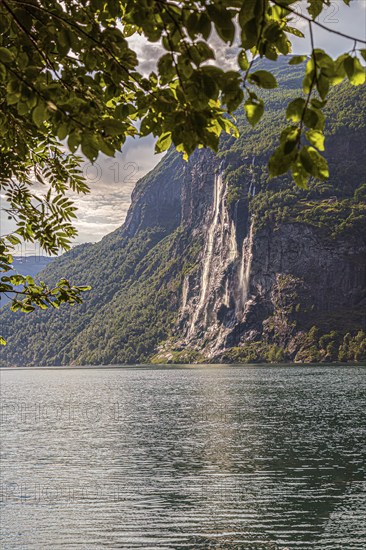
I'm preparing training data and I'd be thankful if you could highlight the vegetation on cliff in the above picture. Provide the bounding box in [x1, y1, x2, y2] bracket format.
[216, 330, 366, 364]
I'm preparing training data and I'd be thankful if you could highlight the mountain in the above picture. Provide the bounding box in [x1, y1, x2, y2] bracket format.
[0, 256, 54, 308]
[1, 58, 365, 366]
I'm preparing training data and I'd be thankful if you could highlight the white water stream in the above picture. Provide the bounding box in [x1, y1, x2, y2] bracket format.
[188, 163, 256, 337]
[248, 156, 256, 197]
[236, 219, 254, 318]
[189, 172, 226, 333]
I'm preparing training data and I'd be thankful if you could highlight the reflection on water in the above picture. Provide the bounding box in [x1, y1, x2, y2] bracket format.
[0, 365, 365, 549]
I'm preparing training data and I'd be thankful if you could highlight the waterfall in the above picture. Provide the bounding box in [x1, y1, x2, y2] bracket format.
[186, 163, 255, 339]
[199, 172, 225, 309]
[248, 156, 256, 198]
[236, 220, 254, 316]
[181, 276, 189, 312]
[189, 172, 226, 333]
[235, 155, 256, 316]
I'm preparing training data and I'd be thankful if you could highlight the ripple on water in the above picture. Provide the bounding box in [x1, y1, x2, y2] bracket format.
[0, 365, 365, 549]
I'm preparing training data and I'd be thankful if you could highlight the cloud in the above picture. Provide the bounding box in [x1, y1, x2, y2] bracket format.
[69, 135, 166, 243]
[291, 0, 366, 54]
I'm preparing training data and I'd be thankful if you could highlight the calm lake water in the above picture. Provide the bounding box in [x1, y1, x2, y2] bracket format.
[0, 365, 365, 549]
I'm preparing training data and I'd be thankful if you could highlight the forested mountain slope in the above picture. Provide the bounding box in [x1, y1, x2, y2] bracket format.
[1, 59, 365, 366]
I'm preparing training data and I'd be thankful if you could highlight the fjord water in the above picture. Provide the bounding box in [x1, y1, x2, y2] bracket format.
[1, 366, 365, 549]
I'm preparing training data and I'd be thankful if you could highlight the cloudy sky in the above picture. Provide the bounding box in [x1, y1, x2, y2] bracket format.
[1, 0, 365, 252]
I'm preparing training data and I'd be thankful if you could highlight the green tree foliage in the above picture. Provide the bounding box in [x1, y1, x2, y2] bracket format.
[1, 0, 365, 165]
[0, 137, 91, 343]
[1, 0, 365, 342]
[216, 329, 366, 364]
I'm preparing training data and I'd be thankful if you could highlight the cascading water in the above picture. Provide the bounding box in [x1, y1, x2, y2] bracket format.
[181, 276, 189, 313]
[186, 158, 256, 341]
[189, 171, 226, 333]
[236, 221, 254, 317]
[236, 157, 256, 317]
[248, 156, 256, 197]
[236, 156, 256, 316]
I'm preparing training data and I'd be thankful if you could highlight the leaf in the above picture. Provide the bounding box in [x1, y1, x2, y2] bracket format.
[6, 234, 21, 245]
[331, 53, 347, 85]
[264, 44, 278, 61]
[155, 132, 172, 153]
[57, 123, 69, 141]
[280, 126, 300, 145]
[280, 126, 300, 154]
[239, 0, 257, 27]
[300, 146, 329, 179]
[248, 70, 278, 89]
[186, 11, 199, 39]
[101, 118, 125, 136]
[285, 27, 305, 39]
[306, 129, 325, 151]
[9, 274, 26, 285]
[277, 34, 291, 56]
[215, 16, 236, 44]
[289, 55, 307, 65]
[292, 159, 309, 189]
[238, 50, 249, 71]
[0, 47, 14, 63]
[345, 56, 366, 86]
[98, 139, 115, 157]
[157, 53, 175, 83]
[81, 142, 98, 162]
[68, 132, 80, 153]
[316, 73, 329, 99]
[0, 336, 6, 346]
[307, 0, 324, 19]
[20, 304, 35, 313]
[313, 49, 334, 72]
[303, 107, 320, 129]
[32, 104, 46, 127]
[303, 58, 315, 94]
[268, 146, 296, 178]
[207, 5, 236, 44]
[217, 116, 239, 138]
[244, 98, 264, 126]
[264, 22, 282, 43]
[197, 12, 211, 40]
[311, 98, 327, 109]
[344, 56, 356, 81]
[190, 42, 215, 65]
[286, 98, 306, 122]
[241, 18, 259, 50]
[303, 107, 325, 131]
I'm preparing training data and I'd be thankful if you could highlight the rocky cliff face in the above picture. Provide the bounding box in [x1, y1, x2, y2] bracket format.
[176, 158, 253, 353]
[148, 150, 366, 362]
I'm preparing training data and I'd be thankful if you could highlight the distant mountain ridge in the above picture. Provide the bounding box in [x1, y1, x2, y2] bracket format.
[1, 58, 365, 366]
[11, 255, 53, 277]
[0, 256, 53, 308]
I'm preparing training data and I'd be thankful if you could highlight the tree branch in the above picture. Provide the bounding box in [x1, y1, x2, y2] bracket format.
[273, 0, 366, 45]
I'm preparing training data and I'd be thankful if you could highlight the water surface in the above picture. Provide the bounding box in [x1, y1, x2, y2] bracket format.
[1, 365, 365, 549]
